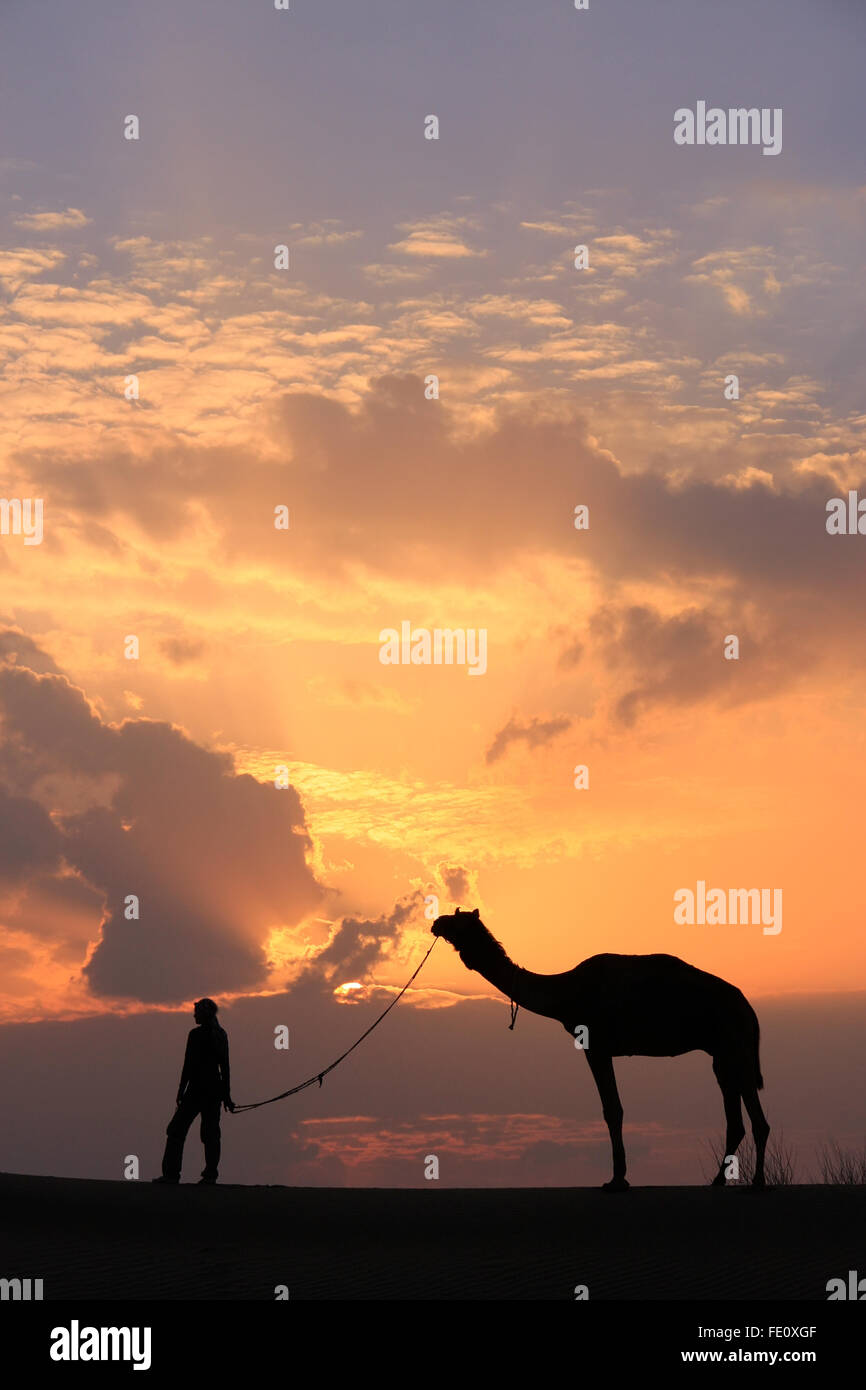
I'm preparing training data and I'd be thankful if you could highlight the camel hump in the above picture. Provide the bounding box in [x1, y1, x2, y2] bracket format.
[574, 951, 707, 981]
[567, 953, 760, 1058]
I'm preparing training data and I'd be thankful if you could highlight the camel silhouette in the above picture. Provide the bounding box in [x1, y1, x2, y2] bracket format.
[432, 908, 770, 1191]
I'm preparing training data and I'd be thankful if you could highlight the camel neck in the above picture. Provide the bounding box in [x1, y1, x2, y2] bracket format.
[476, 952, 563, 1020]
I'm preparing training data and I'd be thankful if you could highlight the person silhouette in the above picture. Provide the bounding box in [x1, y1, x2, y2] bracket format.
[153, 998, 235, 1185]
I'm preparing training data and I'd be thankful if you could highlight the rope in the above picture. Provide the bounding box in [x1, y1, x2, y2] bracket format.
[508, 999, 519, 1030]
[232, 937, 439, 1113]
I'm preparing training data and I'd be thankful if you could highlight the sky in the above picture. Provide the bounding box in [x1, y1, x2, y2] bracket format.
[0, 0, 864, 1187]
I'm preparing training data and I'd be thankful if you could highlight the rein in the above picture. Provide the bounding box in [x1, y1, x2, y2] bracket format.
[232, 938, 439, 1112]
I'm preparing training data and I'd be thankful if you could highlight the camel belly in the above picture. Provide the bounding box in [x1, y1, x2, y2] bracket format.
[615, 1041, 704, 1059]
[566, 1014, 713, 1058]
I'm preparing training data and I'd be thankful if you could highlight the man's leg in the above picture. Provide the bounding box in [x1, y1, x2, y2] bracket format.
[161, 1096, 199, 1180]
[200, 1098, 222, 1180]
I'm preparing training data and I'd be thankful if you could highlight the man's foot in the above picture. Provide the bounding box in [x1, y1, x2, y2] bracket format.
[198, 1176, 217, 1185]
[152, 1176, 179, 1185]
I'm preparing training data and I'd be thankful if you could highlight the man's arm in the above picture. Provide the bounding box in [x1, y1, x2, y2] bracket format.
[219, 1032, 233, 1109]
[177, 1032, 193, 1104]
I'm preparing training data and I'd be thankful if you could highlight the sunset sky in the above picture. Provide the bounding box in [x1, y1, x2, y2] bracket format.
[1, 0, 864, 1187]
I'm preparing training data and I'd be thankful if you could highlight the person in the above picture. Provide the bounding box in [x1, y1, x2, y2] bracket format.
[153, 998, 235, 1185]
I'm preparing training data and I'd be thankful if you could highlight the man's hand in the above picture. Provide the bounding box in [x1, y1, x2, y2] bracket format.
[175, 1094, 184, 1108]
[224, 1098, 236, 1113]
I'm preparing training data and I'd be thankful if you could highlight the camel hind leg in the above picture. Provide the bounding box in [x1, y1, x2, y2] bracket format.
[711, 1057, 746, 1187]
[742, 1085, 770, 1188]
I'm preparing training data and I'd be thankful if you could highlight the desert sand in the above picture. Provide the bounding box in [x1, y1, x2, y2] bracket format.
[1, 1172, 861, 1300]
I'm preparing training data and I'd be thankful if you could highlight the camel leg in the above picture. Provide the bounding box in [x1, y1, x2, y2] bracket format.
[741, 1086, 770, 1188]
[585, 1051, 629, 1192]
[711, 1058, 746, 1187]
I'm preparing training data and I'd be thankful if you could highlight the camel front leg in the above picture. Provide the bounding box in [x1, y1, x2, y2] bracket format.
[585, 1051, 629, 1191]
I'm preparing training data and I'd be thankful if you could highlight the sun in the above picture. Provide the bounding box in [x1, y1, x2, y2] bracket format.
[334, 981, 364, 999]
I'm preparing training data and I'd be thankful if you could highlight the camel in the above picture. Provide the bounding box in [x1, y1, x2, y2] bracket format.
[432, 908, 770, 1191]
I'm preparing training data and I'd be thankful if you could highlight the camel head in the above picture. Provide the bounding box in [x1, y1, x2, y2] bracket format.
[431, 907, 492, 972]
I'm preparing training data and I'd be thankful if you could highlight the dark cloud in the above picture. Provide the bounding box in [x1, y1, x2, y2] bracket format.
[8, 872, 104, 962]
[293, 894, 423, 996]
[17, 382, 866, 742]
[7, 383, 866, 738]
[20, 377, 865, 599]
[0, 785, 63, 885]
[158, 636, 205, 666]
[485, 714, 572, 764]
[557, 639, 584, 671]
[438, 863, 470, 903]
[0, 664, 110, 788]
[589, 602, 806, 726]
[0, 627, 61, 674]
[0, 634, 323, 1003]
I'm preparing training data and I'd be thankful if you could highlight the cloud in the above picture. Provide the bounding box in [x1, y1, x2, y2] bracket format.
[13, 208, 91, 232]
[557, 639, 584, 671]
[8, 871, 104, 957]
[519, 220, 575, 235]
[437, 863, 471, 903]
[685, 247, 780, 316]
[0, 786, 63, 885]
[293, 894, 423, 995]
[588, 602, 804, 726]
[287, 220, 363, 247]
[235, 756, 546, 873]
[0, 627, 61, 674]
[289, 1111, 612, 1183]
[0, 635, 323, 1003]
[11, 372, 864, 737]
[485, 715, 572, 764]
[591, 229, 676, 278]
[468, 294, 571, 328]
[362, 263, 430, 284]
[0, 247, 65, 292]
[159, 636, 205, 666]
[388, 217, 486, 260]
[1, 194, 858, 470]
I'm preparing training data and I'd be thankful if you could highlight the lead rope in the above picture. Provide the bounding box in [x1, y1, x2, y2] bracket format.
[509, 1000, 519, 1030]
[232, 937, 439, 1113]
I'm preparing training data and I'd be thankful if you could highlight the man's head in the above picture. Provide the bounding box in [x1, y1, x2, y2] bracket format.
[193, 998, 218, 1026]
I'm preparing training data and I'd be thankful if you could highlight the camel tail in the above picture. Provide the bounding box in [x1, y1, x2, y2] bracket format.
[753, 1010, 764, 1090]
[737, 996, 764, 1090]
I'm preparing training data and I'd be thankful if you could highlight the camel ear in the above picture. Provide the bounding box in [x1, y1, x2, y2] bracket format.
[472, 907, 480, 918]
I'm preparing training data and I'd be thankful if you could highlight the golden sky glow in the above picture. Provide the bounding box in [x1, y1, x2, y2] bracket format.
[2, 0, 865, 1189]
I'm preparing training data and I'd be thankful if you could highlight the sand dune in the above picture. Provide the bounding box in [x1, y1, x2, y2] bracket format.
[1, 1173, 861, 1300]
